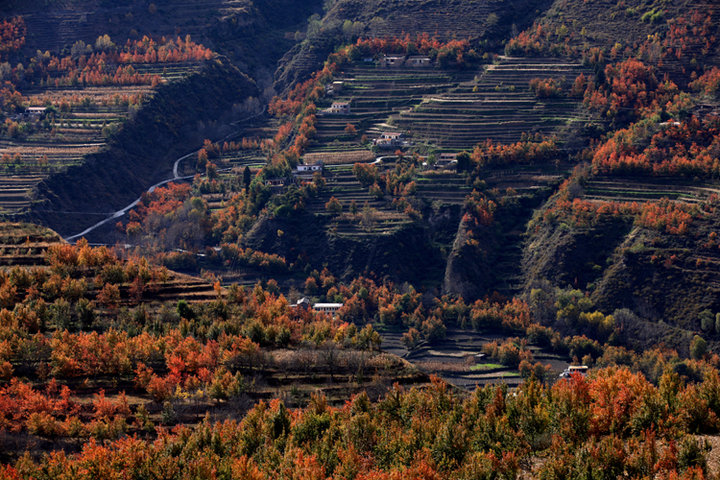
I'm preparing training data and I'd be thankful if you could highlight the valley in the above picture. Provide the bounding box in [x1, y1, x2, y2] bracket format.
[1, 0, 720, 478]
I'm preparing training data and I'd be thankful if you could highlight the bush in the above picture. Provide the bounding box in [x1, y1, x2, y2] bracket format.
[690, 335, 707, 360]
[678, 436, 709, 472]
[699, 310, 714, 332]
[402, 327, 422, 350]
[325, 197, 343, 215]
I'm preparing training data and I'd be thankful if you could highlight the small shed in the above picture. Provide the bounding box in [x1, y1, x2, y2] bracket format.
[326, 81, 345, 96]
[266, 178, 285, 187]
[381, 55, 406, 68]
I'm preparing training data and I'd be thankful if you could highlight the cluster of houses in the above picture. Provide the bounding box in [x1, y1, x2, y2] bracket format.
[379, 54, 433, 68]
[9, 106, 49, 123]
[293, 297, 344, 317]
[264, 141, 457, 190]
[358, 54, 435, 68]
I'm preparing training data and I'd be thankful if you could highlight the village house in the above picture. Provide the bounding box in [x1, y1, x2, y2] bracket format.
[293, 161, 324, 180]
[291, 298, 344, 317]
[380, 55, 406, 68]
[326, 101, 351, 115]
[26, 107, 47, 119]
[293, 297, 311, 310]
[374, 131, 407, 149]
[296, 161, 323, 173]
[407, 55, 432, 67]
[312, 302, 344, 317]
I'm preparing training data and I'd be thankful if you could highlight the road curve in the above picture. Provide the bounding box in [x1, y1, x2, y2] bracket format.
[64, 108, 265, 243]
[64, 171, 197, 242]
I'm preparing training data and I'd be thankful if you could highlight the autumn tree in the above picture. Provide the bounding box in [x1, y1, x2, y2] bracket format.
[344, 123, 357, 136]
[325, 196, 343, 215]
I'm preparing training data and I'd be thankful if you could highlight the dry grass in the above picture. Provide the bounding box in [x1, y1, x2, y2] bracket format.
[413, 360, 471, 373]
[27, 86, 153, 105]
[304, 150, 375, 165]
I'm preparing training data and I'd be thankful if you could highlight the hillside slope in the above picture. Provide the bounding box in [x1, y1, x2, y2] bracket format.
[6, 0, 323, 82]
[29, 59, 258, 236]
[5, 0, 720, 351]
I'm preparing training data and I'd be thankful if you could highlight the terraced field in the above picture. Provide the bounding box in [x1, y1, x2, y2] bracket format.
[485, 167, 566, 296]
[251, 349, 430, 407]
[180, 147, 268, 214]
[351, 0, 503, 41]
[528, 0, 720, 82]
[583, 176, 720, 204]
[308, 163, 413, 238]
[413, 171, 470, 206]
[384, 328, 569, 390]
[312, 64, 467, 153]
[302, 59, 586, 281]
[305, 157, 478, 239]
[0, 222, 64, 267]
[0, 222, 226, 307]
[313, 56, 596, 160]
[394, 57, 595, 150]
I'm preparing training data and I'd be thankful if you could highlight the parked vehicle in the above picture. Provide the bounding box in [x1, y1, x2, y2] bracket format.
[559, 365, 588, 378]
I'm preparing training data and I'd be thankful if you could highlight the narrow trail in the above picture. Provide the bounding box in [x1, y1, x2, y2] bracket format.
[64, 108, 266, 243]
